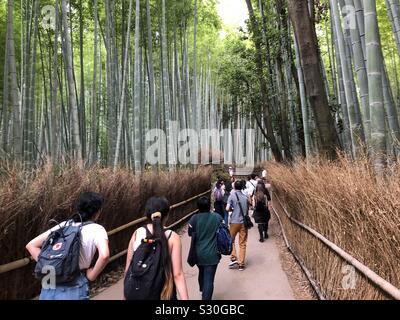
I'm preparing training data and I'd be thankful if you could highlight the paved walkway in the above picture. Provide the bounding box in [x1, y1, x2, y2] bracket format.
[93, 216, 294, 300]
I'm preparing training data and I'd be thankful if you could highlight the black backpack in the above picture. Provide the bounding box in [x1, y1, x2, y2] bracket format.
[124, 226, 172, 300]
[34, 218, 92, 284]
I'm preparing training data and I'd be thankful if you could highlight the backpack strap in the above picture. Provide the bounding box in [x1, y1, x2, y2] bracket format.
[167, 230, 173, 240]
[143, 225, 153, 238]
[235, 192, 248, 220]
[143, 225, 173, 241]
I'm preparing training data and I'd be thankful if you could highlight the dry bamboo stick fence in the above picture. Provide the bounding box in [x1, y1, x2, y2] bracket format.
[272, 192, 400, 300]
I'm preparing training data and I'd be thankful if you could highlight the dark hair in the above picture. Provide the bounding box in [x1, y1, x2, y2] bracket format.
[225, 180, 233, 193]
[144, 196, 173, 300]
[74, 192, 104, 222]
[197, 196, 211, 212]
[256, 182, 268, 201]
[250, 173, 257, 180]
[216, 180, 223, 189]
[144, 196, 170, 219]
[256, 182, 267, 194]
[234, 180, 242, 191]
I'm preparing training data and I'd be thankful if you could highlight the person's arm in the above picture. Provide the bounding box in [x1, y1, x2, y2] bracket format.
[86, 238, 110, 281]
[226, 196, 232, 212]
[267, 199, 272, 210]
[170, 232, 189, 300]
[124, 232, 136, 275]
[266, 191, 272, 210]
[26, 230, 51, 261]
[247, 193, 252, 206]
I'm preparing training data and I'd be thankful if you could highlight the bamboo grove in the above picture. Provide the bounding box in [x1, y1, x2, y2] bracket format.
[0, 0, 268, 171]
[218, 0, 400, 172]
[1, 0, 400, 173]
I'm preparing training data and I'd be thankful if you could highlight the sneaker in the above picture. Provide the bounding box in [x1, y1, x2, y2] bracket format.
[259, 238, 264, 243]
[238, 265, 245, 271]
[228, 260, 238, 268]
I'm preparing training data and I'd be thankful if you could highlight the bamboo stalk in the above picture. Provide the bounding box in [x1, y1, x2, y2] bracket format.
[0, 257, 32, 274]
[107, 217, 147, 237]
[108, 249, 128, 264]
[169, 189, 210, 209]
[165, 209, 198, 229]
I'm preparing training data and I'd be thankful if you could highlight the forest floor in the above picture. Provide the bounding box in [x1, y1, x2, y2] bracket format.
[92, 212, 313, 300]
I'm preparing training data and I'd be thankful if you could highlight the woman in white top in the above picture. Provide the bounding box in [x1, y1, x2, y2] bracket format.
[124, 196, 189, 300]
[26, 192, 110, 300]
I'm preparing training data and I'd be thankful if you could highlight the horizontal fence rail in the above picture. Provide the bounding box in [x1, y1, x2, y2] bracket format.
[0, 189, 211, 275]
[271, 198, 326, 300]
[108, 208, 200, 264]
[273, 192, 400, 300]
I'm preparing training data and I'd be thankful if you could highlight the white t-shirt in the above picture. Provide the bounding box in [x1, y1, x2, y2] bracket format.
[245, 179, 257, 196]
[133, 226, 173, 252]
[50, 221, 108, 270]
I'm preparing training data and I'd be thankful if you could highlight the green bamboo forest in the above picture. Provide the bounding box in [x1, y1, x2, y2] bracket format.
[0, 0, 399, 301]
[1, 0, 400, 168]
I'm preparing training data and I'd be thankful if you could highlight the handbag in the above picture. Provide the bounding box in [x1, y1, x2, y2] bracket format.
[235, 193, 253, 229]
[187, 215, 198, 267]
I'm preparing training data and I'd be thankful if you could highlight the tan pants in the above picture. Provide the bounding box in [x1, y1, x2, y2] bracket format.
[229, 223, 248, 266]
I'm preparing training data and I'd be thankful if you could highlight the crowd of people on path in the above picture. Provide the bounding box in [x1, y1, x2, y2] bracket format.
[25, 168, 271, 301]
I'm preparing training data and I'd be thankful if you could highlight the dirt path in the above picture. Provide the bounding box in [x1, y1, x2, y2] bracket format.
[93, 215, 295, 300]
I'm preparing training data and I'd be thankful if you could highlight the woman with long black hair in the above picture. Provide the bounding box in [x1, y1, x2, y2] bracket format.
[213, 179, 225, 220]
[252, 183, 272, 242]
[124, 196, 189, 300]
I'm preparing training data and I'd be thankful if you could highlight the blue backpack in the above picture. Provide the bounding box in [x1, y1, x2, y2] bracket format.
[216, 222, 232, 255]
[34, 219, 92, 284]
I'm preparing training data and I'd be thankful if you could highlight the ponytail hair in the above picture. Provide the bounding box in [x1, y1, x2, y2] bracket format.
[255, 183, 267, 204]
[144, 196, 174, 300]
[255, 190, 265, 204]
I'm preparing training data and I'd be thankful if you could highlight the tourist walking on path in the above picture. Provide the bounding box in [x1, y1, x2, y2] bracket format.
[188, 197, 222, 300]
[26, 192, 110, 300]
[253, 182, 272, 242]
[226, 181, 250, 271]
[222, 180, 231, 225]
[124, 197, 189, 300]
[213, 180, 225, 221]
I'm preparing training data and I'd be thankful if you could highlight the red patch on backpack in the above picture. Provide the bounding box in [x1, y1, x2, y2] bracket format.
[52, 242, 63, 251]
